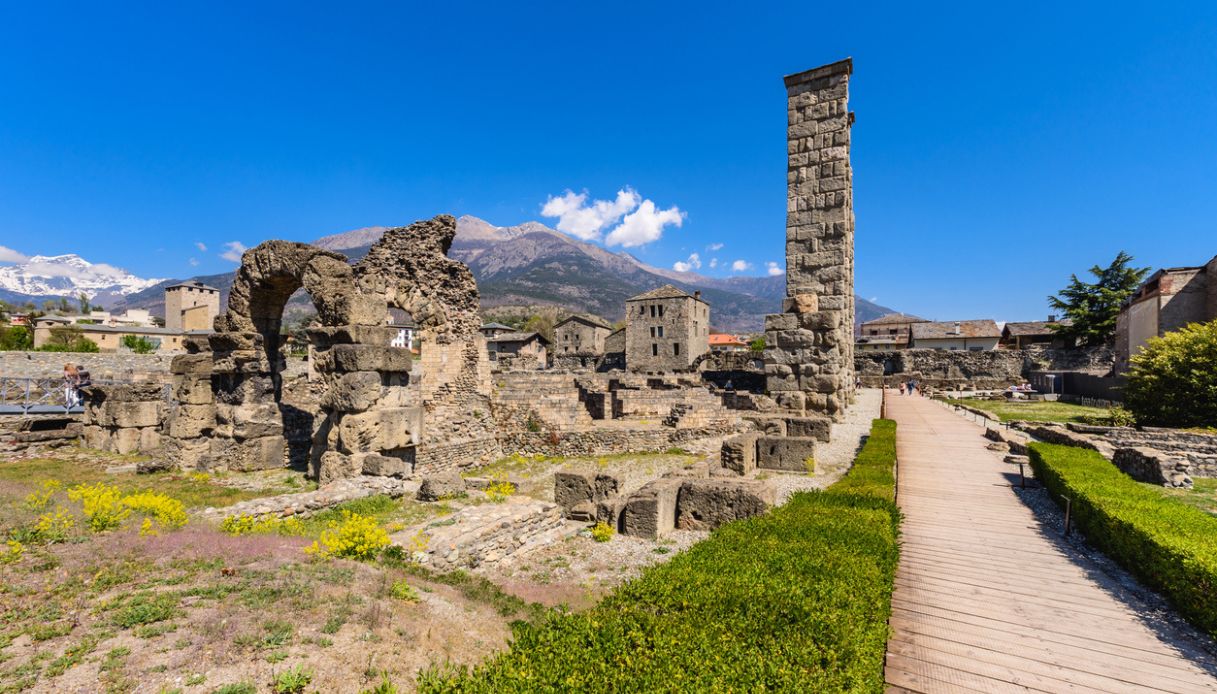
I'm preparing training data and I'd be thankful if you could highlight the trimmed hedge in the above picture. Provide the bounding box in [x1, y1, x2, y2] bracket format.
[1028, 443, 1217, 637]
[420, 419, 900, 693]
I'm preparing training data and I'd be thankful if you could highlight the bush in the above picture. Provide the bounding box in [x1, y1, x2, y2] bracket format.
[272, 665, 313, 694]
[0, 539, 24, 564]
[419, 419, 900, 692]
[1028, 442, 1217, 637]
[36, 325, 99, 353]
[122, 491, 188, 530]
[68, 483, 131, 531]
[120, 334, 157, 354]
[590, 521, 614, 543]
[1123, 319, 1217, 427]
[0, 325, 32, 350]
[305, 511, 390, 561]
[220, 513, 305, 536]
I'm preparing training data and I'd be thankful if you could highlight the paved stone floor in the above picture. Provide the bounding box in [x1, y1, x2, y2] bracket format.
[885, 392, 1217, 693]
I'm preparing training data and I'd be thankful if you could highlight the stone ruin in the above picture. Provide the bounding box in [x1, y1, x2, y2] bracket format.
[142, 214, 497, 482]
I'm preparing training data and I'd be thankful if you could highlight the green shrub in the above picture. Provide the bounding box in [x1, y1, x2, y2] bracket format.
[0, 325, 32, 350]
[590, 521, 614, 543]
[1123, 319, 1217, 427]
[419, 419, 900, 692]
[36, 325, 99, 353]
[1028, 442, 1217, 637]
[272, 665, 313, 693]
[120, 334, 157, 354]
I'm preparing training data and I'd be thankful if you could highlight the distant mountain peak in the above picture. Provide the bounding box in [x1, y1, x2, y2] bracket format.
[0, 253, 164, 305]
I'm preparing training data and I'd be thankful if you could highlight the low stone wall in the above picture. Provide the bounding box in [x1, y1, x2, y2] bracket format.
[856, 347, 1114, 389]
[81, 383, 168, 455]
[201, 476, 412, 519]
[1068, 424, 1217, 478]
[415, 436, 503, 475]
[1112, 447, 1193, 488]
[1013, 420, 1217, 484]
[0, 351, 175, 380]
[500, 423, 736, 459]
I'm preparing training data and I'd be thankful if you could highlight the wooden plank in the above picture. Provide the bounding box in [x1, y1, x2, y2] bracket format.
[883, 393, 1217, 691]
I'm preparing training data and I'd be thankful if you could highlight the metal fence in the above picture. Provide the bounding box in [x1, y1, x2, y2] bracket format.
[0, 377, 160, 415]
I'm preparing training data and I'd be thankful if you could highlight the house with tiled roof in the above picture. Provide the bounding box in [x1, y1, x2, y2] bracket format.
[855, 313, 928, 352]
[911, 320, 1001, 351]
[625, 284, 710, 372]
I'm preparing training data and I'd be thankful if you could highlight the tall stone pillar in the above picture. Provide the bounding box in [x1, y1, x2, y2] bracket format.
[764, 58, 855, 419]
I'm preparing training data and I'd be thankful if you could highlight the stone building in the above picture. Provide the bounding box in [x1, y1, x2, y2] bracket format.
[1115, 255, 1217, 373]
[487, 331, 549, 369]
[910, 320, 1001, 351]
[855, 313, 927, 352]
[1001, 318, 1072, 349]
[602, 328, 626, 370]
[32, 318, 200, 352]
[554, 314, 612, 356]
[763, 58, 856, 417]
[625, 285, 710, 373]
[479, 322, 514, 339]
[164, 281, 221, 331]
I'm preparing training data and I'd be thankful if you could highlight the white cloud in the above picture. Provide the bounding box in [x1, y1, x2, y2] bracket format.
[766, 261, 783, 277]
[706, 242, 724, 252]
[541, 188, 639, 241]
[188, 258, 200, 267]
[605, 200, 684, 248]
[540, 187, 684, 247]
[195, 242, 207, 252]
[21, 260, 127, 282]
[220, 241, 248, 263]
[672, 252, 701, 273]
[709, 258, 718, 269]
[0, 245, 28, 264]
[731, 259, 752, 272]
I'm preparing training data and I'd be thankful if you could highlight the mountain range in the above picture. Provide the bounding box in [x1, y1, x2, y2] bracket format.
[5, 216, 897, 332]
[0, 254, 165, 307]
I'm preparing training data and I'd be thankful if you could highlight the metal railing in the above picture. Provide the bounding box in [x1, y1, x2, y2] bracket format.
[0, 377, 153, 415]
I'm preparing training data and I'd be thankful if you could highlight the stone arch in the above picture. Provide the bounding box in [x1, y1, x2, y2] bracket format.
[218, 241, 372, 376]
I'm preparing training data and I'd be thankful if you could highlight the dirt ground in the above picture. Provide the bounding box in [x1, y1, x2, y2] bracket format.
[0, 448, 525, 693]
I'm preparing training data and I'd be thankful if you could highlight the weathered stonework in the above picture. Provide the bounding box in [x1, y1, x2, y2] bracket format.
[81, 383, 166, 455]
[764, 59, 856, 419]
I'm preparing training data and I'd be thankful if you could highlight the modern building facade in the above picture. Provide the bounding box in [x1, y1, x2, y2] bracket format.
[1115, 255, 1217, 373]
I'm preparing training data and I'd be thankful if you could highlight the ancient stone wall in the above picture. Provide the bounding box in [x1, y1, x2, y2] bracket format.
[856, 347, 1117, 389]
[764, 58, 855, 419]
[500, 423, 737, 459]
[0, 351, 176, 380]
[81, 383, 167, 455]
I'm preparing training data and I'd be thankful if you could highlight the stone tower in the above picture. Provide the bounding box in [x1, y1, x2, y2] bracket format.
[763, 58, 856, 419]
[164, 281, 221, 331]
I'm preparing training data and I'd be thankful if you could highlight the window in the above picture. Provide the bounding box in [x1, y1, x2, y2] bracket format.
[650, 305, 656, 318]
[673, 343, 681, 356]
[659, 305, 665, 317]
[649, 326, 656, 338]
[652, 343, 658, 356]
[657, 326, 664, 338]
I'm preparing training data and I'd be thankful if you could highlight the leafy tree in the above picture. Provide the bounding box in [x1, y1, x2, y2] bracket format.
[120, 334, 157, 354]
[1047, 251, 1150, 346]
[1123, 319, 1217, 428]
[37, 325, 100, 353]
[749, 337, 766, 352]
[522, 310, 559, 343]
[42, 299, 59, 313]
[0, 325, 32, 351]
[58, 297, 71, 313]
[78, 293, 91, 315]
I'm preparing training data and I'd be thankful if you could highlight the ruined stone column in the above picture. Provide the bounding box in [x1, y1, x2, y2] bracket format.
[764, 58, 856, 419]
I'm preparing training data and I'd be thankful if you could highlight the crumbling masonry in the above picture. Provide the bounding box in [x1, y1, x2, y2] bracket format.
[764, 58, 856, 420]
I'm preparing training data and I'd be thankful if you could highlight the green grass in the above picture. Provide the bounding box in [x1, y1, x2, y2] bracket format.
[945, 398, 1108, 424]
[1029, 443, 1217, 637]
[1153, 478, 1217, 516]
[418, 419, 901, 692]
[0, 457, 290, 510]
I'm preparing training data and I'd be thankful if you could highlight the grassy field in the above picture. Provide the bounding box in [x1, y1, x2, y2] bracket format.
[1151, 478, 1217, 517]
[944, 398, 1109, 424]
[0, 453, 535, 692]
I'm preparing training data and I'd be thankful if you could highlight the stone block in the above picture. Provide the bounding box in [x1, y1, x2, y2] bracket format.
[307, 325, 401, 349]
[170, 354, 213, 376]
[225, 436, 286, 472]
[785, 415, 832, 442]
[82, 425, 107, 450]
[676, 478, 776, 531]
[205, 332, 262, 353]
[554, 471, 595, 512]
[168, 404, 216, 439]
[139, 427, 162, 452]
[596, 497, 627, 530]
[757, 436, 817, 472]
[110, 401, 161, 428]
[621, 479, 683, 540]
[174, 376, 214, 405]
[721, 433, 760, 475]
[782, 293, 819, 313]
[322, 371, 383, 412]
[336, 406, 421, 454]
[317, 451, 360, 485]
[568, 501, 596, 522]
[113, 428, 142, 455]
[315, 344, 412, 374]
[360, 453, 409, 478]
[594, 473, 620, 500]
[418, 472, 466, 501]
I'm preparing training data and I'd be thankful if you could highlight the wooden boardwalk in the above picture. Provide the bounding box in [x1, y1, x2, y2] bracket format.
[883, 393, 1217, 693]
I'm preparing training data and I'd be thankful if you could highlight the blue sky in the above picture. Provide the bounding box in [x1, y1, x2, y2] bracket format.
[1, 2, 1215, 321]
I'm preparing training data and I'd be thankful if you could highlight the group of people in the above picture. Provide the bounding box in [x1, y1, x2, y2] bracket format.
[62, 363, 91, 408]
[897, 379, 919, 396]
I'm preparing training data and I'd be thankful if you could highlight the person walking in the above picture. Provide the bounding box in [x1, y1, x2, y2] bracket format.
[908, 379, 918, 396]
[63, 363, 80, 408]
[898, 382, 906, 396]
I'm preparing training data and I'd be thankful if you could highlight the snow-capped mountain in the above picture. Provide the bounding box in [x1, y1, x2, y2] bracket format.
[0, 254, 165, 306]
